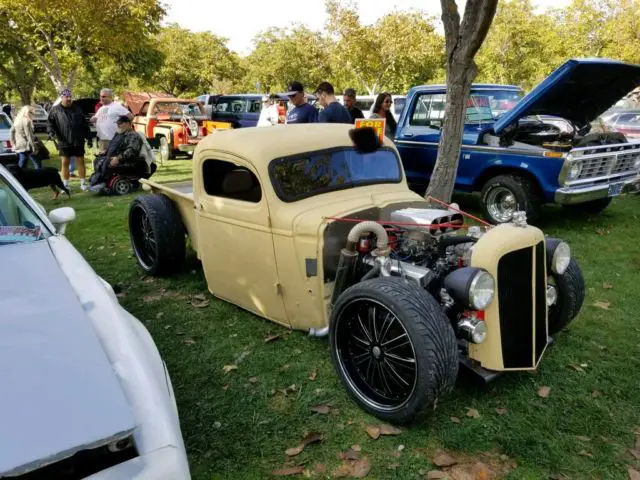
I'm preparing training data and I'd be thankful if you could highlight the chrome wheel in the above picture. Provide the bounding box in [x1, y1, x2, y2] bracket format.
[486, 186, 517, 223]
[334, 298, 417, 411]
[130, 205, 157, 272]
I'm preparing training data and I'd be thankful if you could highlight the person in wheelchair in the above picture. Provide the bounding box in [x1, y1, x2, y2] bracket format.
[89, 115, 146, 192]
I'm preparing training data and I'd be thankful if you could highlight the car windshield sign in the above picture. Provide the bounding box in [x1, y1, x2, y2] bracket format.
[269, 147, 402, 202]
[0, 177, 49, 245]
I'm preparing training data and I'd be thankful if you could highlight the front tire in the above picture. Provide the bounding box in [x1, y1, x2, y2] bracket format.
[329, 277, 458, 424]
[481, 174, 541, 224]
[128, 194, 186, 275]
[159, 136, 175, 162]
[548, 257, 585, 335]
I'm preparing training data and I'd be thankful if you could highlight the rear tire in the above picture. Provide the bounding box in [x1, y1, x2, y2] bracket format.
[128, 194, 186, 275]
[330, 277, 458, 424]
[480, 174, 541, 225]
[563, 197, 612, 214]
[159, 136, 175, 162]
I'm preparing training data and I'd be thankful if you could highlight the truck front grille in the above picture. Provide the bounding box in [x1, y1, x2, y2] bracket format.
[574, 145, 640, 181]
[497, 242, 547, 369]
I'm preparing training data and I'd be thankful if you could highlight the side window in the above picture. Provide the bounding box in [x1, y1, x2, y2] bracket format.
[410, 94, 445, 127]
[248, 99, 262, 113]
[202, 159, 262, 203]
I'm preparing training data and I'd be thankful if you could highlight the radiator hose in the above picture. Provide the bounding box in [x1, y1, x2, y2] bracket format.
[330, 221, 390, 308]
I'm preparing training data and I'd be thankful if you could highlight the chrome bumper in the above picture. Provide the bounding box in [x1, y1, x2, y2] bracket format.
[555, 175, 640, 204]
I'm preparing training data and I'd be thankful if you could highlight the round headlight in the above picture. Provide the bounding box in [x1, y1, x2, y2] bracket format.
[469, 270, 495, 310]
[551, 241, 571, 275]
[569, 162, 582, 180]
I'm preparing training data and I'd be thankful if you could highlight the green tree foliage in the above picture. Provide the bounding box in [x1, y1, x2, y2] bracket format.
[143, 24, 243, 97]
[475, 0, 564, 90]
[325, 0, 444, 95]
[241, 26, 332, 94]
[0, 0, 164, 93]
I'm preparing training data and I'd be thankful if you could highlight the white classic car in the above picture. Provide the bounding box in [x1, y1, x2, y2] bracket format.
[0, 164, 190, 479]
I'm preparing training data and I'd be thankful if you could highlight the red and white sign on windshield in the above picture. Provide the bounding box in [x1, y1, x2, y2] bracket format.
[355, 118, 386, 145]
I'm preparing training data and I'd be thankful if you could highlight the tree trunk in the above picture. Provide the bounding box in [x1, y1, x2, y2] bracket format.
[18, 86, 34, 106]
[426, 60, 477, 202]
[425, 0, 498, 204]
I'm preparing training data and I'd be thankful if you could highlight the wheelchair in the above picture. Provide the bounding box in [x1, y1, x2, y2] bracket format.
[97, 159, 157, 196]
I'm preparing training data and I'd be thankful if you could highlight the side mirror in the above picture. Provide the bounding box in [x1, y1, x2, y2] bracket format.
[48, 207, 76, 234]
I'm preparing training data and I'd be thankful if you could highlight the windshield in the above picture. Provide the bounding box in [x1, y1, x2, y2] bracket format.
[152, 102, 202, 115]
[0, 176, 50, 245]
[474, 89, 524, 119]
[269, 147, 402, 202]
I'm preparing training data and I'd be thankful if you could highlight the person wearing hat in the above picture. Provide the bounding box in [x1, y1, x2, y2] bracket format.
[257, 94, 280, 127]
[47, 88, 91, 190]
[343, 88, 364, 123]
[285, 81, 318, 124]
[89, 115, 143, 191]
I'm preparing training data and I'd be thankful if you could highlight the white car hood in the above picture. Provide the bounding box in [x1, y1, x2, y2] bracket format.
[0, 240, 136, 476]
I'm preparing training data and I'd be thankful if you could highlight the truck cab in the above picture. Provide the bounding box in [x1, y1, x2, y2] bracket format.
[395, 58, 640, 224]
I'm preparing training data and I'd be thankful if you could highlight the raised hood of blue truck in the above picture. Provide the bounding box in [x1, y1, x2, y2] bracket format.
[493, 58, 640, 134]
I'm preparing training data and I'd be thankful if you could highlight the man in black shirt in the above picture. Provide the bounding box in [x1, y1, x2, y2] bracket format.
[343, 88, 364, 123]
[315, 82, 352, 124]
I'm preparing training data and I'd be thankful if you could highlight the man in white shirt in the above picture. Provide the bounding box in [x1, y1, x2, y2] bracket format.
[91, 88, 133, 154]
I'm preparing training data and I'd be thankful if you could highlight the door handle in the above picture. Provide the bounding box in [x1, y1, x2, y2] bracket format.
[403, 133, 414, 138]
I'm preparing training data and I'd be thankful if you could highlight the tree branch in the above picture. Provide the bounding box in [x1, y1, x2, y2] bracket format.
[440, 0, 461, 59]
[460, 0, 499, 60]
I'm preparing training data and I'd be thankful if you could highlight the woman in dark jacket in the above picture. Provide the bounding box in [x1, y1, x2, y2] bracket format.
[370, 92, 397, 140]
[47, 89, 91, 191]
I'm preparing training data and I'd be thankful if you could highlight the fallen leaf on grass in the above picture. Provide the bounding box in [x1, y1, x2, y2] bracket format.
[450, 416, 461, 423]
[379, 424, 402, 435]
[351, 444, 361, 452]
[578, 449, 593, 458]
[222, 365, 238, 374]
[264, 334, 282, 343]
[277, 384, 297, 396]
[192, 293, 207, 301]
[302, 431, 323, 446]
[432, 451, 458, 467]
[387, 463, 399, 470]
[156, 312, 164, 319]
[537, 386, 551, 398]
[222, 384, 229, 391]
[591, 390, 603, 398]
[365, 425, 380, 440]
[466, 408, 481, 418]
[332, 457, 371, 478]
[338, 448, 360, 461]
[495, 408, 508, 415]
[426, 471, 447, 479]
[592, 301, 610, 310]
[314, 464, 326, 473]
[248, 376, 259, 383]
[603, 282, 613, 289]
[143, 276, 155, 283]
[308, 370, 317, 381]
[285, 445, 304, 457]
[576, 436, 591, 442]
[568, 364, 585, 373]
[311, 404, 330, 415]
[184, 339, 196, 345]
[629, 468, 640, 480]
[143, 294, 162, 303]
[191, 299, 210, 308]
[272, 465, 304, 476]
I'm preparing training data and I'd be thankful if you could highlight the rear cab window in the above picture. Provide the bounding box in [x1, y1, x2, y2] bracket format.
[269, 147, 402, 202]
[0, 114, 11, 129]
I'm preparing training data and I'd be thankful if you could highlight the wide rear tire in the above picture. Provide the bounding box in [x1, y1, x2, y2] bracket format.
[128, 194, 186, 275]
[329, 277, 458, 424]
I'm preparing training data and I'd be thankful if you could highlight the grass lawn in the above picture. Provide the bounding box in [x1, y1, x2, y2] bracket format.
[27, 144, 640, 479]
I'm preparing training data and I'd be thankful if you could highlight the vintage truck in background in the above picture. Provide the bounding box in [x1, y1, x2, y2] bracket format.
[124, 92, 231, 162]
[395, 58, 640, 224]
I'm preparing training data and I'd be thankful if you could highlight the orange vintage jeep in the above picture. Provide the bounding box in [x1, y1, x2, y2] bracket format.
[124, 92, 231, 162]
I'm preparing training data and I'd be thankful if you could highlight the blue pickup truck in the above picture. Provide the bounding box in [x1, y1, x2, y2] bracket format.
[395, 58, 640, 224]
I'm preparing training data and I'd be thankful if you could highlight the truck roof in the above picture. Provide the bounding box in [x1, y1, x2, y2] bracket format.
[195, 123, 398, 169]
[409, 83, 522, 93]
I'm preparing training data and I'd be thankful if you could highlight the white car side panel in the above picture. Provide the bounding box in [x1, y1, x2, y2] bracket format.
[48, 235, 190, 479]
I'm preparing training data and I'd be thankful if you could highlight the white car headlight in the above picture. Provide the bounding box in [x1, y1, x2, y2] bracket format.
[551, 241, 571, 275]
[469, 270, 495, 310]
[568, 161, 582, 180]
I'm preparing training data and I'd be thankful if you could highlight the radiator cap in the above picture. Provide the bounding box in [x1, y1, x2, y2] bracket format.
[511, 211, 527, 227]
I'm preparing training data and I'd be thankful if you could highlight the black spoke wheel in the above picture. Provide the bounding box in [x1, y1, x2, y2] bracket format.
[128, 194, 186, 275]
[548, 256, 585, 335]
[112, 178, 132, 195]
[330, 277, 458, 424]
